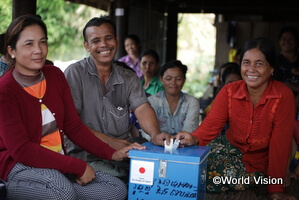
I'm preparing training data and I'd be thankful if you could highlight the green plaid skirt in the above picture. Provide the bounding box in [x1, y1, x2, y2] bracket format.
[206, 135, 264, 193]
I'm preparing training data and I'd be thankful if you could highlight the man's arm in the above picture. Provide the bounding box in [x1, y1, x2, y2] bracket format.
[87, 126, 131, 150]
[134, 103, 171, 146]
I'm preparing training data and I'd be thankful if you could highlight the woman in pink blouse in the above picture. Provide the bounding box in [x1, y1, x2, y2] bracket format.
[118, 34, 143, 79]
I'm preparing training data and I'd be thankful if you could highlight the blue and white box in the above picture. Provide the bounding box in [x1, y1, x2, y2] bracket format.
[128, 142, 210, 200]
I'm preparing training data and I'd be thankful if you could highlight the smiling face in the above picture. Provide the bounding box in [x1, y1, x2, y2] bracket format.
[161, 67, 186, 96]
[84, 23, 118, 67]
[124, 38, 139, 57]
[241, 48, 273, 92]
[279, 31, 298, 53]
[8, 25, 48, 76]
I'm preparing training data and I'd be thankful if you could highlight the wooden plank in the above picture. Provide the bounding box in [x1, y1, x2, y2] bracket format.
[12, 0, 36, 19]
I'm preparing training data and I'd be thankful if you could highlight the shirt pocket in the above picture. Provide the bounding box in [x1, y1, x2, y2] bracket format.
[106, 104, 129, 138]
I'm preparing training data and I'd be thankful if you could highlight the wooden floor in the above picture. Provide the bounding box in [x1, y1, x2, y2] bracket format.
[205, 179, 299, 200]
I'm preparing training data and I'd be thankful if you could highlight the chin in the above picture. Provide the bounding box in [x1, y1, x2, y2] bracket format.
[246, 83, 261, 89]
[31, 65, 43, 70]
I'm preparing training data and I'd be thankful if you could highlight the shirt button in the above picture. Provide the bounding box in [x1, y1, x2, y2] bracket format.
[250, 121, 252, 123]
[39, 99, 42, 103]
[53, 113, 55, 115]
[60, 130, 63, 132]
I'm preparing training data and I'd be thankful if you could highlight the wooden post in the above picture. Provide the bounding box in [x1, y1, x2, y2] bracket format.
[12, 0, 36, 19]
[114, 0, 129, 60]
[166, 2, 178, 61]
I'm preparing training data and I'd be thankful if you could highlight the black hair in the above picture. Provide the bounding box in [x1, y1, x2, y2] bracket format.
[140, 49, 160, 63]
[160, 60, 188, 77]
[218, 62, 240, 84]
[5, 14, 47, 53]
[125, 34, 141, 53]
[278, 25, 299, 41]
[239, 37, 276, 69]
[4, 14, 47, 69]
[124, 34, 140, 45]
[222, 64, 241, 84]
[83, 16, 116, 42]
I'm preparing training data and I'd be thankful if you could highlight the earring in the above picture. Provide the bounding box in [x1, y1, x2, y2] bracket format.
[11, 55, 15, 59]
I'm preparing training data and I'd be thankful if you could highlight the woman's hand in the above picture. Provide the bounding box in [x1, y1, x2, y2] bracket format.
[151, 132, 172, 146]
[112, 142, 146, 161]
[268, 192, 297, 200]
[175, 131, 199, 147]
[76, 164, 95, 186]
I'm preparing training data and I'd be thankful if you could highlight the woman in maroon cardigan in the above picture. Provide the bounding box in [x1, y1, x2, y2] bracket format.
[176, 37, 296, 200]
[0, 14, 145, 199]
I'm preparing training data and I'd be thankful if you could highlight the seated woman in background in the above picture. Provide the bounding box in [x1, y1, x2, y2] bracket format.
[204, 62, 241, 116]
[140, 49, 164, 96]
[0, 14, 145, 200]
[145, 60, 199, 138]
[218, 62, 240, 87]
[176, 37, 296, 200]
[118, 34, 143, 79]
[129, 49, 164, 139]
[221, 63, 242, 85]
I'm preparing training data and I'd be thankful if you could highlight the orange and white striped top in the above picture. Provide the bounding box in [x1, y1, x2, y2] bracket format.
[13, 70, 63, 154]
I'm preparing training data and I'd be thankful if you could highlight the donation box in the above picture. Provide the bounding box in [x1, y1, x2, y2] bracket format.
[128, 142, 210, 200]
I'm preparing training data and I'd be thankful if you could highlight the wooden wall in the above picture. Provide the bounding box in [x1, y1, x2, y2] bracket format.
[125, 0, 167, 64]
[215, 20, 299, 69]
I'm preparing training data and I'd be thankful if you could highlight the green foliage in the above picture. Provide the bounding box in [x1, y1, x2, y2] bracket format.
[36, 0, 90, 60]
[177, 14, 216, 98]
[0, 2, 215, 97]
[0, 0, 12, 33]
[183, 55, 214, 98]
[0, 0, 107, 61]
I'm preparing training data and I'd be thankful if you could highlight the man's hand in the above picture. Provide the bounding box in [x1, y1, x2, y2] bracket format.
[107, 137, 131, 150]
[134, 103, 162, 141]
[112, 142, 146, 161]
[87, 126, 131, 150]
[76, 164, 95, 186]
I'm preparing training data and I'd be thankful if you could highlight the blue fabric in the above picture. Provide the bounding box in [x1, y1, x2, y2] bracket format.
[0, 60, 8, 77]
